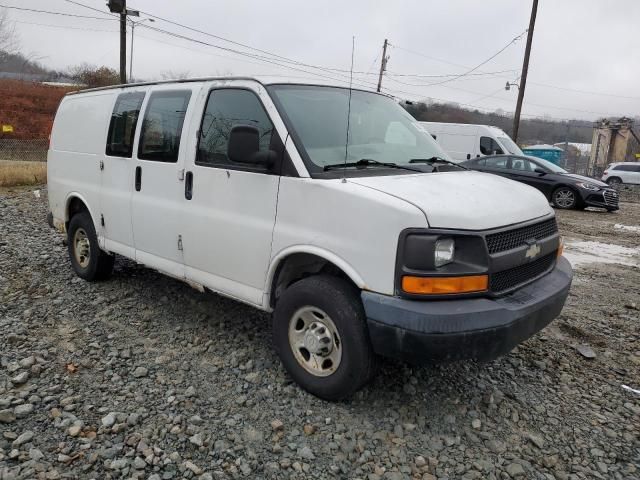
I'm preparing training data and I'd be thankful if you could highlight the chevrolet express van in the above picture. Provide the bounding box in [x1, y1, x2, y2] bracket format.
[420, 122, 523, 162]
[48, 78, 572, 400]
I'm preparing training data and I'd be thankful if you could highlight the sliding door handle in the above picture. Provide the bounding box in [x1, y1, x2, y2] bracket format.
[135, 166, 142, 192]
[185, 171, 193, 200]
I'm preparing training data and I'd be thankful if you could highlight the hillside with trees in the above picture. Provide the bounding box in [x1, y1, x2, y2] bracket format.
[402, 100, 595, 146]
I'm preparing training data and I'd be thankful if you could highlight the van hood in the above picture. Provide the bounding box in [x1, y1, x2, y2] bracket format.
[349, 171, 553, 230]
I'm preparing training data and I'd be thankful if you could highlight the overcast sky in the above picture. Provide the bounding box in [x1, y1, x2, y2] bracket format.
[6, 0, 640, 121]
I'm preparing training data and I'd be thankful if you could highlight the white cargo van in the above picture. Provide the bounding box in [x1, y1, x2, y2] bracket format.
[48, 78, 572, 400]
[420, 122, 523, 162]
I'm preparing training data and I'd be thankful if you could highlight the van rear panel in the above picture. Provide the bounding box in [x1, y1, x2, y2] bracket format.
[48, 92, 115, 227]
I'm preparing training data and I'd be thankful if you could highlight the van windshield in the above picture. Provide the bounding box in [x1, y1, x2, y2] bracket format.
[268, 85, 452, 176]
[497, 136, 523, 155]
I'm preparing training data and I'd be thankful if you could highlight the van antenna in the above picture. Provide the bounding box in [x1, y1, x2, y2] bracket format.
[343, 36, 355, 183]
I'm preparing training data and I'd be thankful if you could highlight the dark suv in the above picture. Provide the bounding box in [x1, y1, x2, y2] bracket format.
[461, 154, 619, 211]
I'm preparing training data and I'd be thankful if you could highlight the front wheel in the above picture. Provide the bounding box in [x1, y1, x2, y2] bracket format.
[552, 187, 578, 209]
[272, 275, 378, 401]
[67, 211, 114, 281]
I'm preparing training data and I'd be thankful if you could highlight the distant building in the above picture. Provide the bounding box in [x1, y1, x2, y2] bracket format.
[589, 117, 640, 176]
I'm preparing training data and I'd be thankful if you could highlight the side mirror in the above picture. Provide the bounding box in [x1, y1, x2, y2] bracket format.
[534, 167, 547, 175]
[227, 125, 275, 167]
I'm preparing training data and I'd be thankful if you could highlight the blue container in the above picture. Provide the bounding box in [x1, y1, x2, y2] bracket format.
[522, 145, 564, 165]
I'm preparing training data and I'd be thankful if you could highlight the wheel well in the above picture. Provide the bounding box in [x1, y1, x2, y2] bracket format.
[270, 253, 355, 308]
[607, 176, 622, 182]
[66, 197, 89, 228]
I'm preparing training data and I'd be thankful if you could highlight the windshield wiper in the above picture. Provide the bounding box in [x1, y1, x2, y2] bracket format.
[409, 157, 468, 170]
[323, 158, 422, 172]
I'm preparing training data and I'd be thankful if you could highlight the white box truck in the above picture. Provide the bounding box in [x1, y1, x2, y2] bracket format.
[47, 78, 572, 400]
[420, 122, 523, 162]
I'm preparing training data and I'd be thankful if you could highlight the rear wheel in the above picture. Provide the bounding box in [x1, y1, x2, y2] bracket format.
[272, 275, 377, 401]
[552, 187, 578, 209]
[606, 177, 622, 186]
[67, 211, 114, 281]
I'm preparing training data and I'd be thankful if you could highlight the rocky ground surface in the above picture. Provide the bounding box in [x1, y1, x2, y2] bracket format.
[0, 187, 639, 480]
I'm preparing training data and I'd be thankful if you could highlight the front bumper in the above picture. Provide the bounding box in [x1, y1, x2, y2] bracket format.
[363, 256, 572, 364]
[580, 188, 619, 210]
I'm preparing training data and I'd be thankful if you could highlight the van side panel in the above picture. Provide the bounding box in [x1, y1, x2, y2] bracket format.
[48, 92, 115, 231]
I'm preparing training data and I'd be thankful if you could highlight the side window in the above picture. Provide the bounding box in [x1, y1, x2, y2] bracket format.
[510, 158, 535, 171]
[633, 165, 640, 172]
[480, 136, 504, 155]
[105, 92, 145, 157]
[138, 90, 191, 163]
[197, 89, 274, 168]
[484, 157, 508, 169]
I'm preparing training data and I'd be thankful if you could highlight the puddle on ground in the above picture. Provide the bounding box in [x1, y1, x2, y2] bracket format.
[614, 224, 640, 233]
[564, 239, 640, 268]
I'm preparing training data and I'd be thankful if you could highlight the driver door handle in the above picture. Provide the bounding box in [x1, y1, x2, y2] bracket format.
[135, 166, 142, 192]
[185, 171, 193, 200]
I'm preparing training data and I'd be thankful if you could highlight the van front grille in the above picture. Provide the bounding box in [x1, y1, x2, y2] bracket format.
[486, 218, 558, 254]
[490, 252, 556, 293]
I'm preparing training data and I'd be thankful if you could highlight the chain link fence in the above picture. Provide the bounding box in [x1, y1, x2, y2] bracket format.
[0, 139, 49, 162]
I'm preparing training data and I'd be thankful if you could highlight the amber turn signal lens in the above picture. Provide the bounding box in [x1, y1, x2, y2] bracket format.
[557, 237, 564, 257]
[402, 275, 488, 295]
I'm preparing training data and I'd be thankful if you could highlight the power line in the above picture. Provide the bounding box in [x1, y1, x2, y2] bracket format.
[54, 0, 633, 118]
[12, 19, 117, 33]
[61, 0, 118, 18]
[391, 41, 640, 101]
[385, 68, 519, 79]
[61, 0, 385, 89]
[390, 30, 527, 87]
[0, 3, 116, 20]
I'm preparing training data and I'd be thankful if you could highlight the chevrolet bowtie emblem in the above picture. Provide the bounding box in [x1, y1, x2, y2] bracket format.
[525, 243, 541, 260]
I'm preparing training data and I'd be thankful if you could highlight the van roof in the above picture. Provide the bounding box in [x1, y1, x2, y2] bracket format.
[419, 122, 507, 133]
[65, 76, 388, 97]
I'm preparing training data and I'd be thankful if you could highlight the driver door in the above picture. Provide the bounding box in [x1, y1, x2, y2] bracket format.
[180, 87, 282, 306]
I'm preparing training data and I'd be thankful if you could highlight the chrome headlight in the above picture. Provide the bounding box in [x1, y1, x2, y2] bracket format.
[576, 182, 600, 191]
[434, 238, 455, 267]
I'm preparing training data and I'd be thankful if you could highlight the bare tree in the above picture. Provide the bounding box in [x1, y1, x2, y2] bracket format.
[0, 10, 20, 69]
[159, 70, 191, 80]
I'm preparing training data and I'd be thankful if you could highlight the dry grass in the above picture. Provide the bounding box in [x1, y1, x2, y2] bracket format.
[0, 160, 47, 187]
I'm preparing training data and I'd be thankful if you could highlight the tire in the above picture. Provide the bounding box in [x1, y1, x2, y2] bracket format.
[67, 210, 114, 281]
[272, 275, 378, 401]
[606, 177, 622, 186]
[552, 186, 578, 209]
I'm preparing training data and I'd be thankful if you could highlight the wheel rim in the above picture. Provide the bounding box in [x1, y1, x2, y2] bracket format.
[288, 306, 342, 377]
[608, 178, 620, 185]
[554, 189, 575, 208]
[73, 228, 91, 268]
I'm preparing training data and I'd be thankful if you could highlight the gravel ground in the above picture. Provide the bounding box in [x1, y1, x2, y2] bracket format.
[1, 187, 639, 480]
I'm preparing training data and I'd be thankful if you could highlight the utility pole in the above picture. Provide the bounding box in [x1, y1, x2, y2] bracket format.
[377, 39, 388, 93]
[512, 0, 538, 142]
[120, 5, 127, 84]
[108, 0, 139, 84]
[129, 18, 153, 82]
